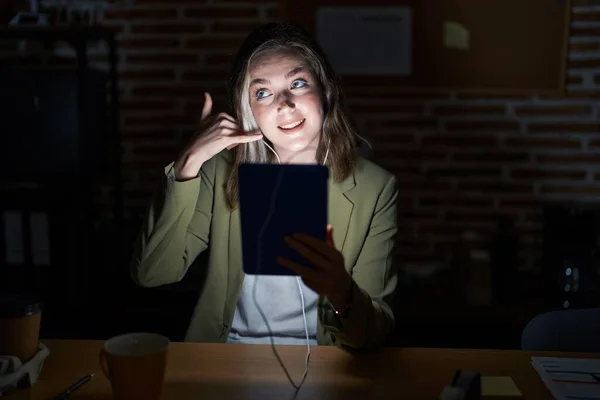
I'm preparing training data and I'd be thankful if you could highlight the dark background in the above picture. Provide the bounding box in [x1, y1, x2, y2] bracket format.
[1, 0, 599, 350]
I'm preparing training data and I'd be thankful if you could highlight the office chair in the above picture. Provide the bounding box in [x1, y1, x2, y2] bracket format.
[521, 308, 600, 353]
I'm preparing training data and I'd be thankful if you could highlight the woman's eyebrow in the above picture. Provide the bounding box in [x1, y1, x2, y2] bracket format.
[249, 77, 268, 87]
[249, 65, 308, 87]
[285, 65, 307, 78]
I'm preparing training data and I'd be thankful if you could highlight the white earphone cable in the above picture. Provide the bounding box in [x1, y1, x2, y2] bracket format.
[262, 140, 281, 164]
[252, 164, 309, 390]
[262, 139, 329, 166]
[251, 138, 329, 392]
[252, 139, 328, 392]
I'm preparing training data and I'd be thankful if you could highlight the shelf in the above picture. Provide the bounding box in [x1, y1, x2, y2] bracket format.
[0, 26, 116, 41]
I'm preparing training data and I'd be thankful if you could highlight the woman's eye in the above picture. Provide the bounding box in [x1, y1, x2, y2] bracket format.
[255, 89, 269, 99]
[291, 80, 307, 89]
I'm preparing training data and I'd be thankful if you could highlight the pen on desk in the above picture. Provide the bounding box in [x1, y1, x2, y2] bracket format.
[53, 373, 94, 400]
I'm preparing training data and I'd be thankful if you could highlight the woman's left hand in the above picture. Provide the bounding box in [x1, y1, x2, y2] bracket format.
[277, 225, 353, 309]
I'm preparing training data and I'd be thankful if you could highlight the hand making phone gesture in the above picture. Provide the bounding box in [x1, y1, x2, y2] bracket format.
[174, 92, 263, 181]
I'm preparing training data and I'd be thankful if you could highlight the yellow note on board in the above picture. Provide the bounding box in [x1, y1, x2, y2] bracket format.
[481, 376, 523, 397]
[444, 21, 470, 50]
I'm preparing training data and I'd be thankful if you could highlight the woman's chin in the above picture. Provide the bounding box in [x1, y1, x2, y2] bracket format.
[282, 134, 320, 149]
[280, 141, 314, 153]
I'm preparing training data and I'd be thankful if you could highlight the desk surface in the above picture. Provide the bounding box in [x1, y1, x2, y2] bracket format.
[9, 339, 600, 399]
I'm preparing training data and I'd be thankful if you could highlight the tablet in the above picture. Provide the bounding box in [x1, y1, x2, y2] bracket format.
[238, 163, 329, 276]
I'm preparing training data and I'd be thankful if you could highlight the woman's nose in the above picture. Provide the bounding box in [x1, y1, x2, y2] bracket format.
[277, 91, 295, 113]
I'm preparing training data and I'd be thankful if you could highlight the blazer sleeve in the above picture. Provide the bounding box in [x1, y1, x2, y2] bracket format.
[321, 174, 399, 350]
[130, 157, 217, 287]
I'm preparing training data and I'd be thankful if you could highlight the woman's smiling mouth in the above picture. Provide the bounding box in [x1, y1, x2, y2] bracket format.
[278, 118, 305, 131]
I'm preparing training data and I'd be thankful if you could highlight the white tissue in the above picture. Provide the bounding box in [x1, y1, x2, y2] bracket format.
[0, 342, 50, 395]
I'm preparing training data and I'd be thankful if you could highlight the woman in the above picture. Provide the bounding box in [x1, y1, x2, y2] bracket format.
[130, 22, 399, 350]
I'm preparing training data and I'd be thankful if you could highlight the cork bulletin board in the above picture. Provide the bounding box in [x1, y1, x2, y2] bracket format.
[280, 0, 572, 95]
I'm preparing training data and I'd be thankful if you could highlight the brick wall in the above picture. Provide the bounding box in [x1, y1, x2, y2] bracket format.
[2, 0, 599, 272]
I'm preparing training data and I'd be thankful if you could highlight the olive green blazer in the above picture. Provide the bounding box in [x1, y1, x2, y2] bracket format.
[130, 150, 398, 350]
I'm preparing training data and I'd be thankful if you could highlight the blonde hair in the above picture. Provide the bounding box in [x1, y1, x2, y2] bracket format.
[225, 23, 358, 209]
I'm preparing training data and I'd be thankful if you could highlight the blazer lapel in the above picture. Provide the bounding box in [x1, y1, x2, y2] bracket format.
[225, 155, 245, 326]
[228, 206, 244, 295]
[318, 172, 357, 315]
[328, 171, 356, 256]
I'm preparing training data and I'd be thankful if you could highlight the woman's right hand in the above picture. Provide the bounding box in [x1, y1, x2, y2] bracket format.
[173, 92, 263, 181]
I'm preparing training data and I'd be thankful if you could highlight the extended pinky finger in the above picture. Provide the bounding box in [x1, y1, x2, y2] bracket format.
[229, 133, 263, 144]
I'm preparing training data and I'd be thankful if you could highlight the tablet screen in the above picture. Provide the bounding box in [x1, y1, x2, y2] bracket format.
[238, 163, 329, 276]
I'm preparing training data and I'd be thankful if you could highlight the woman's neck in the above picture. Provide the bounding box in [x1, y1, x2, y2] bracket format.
[275, 147, 318, 164]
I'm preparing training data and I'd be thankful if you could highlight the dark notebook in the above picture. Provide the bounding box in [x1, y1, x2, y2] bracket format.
[238, 163, 329, 276]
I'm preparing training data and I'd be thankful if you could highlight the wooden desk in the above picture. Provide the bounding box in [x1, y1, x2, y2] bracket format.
[8, 339, 600, 399]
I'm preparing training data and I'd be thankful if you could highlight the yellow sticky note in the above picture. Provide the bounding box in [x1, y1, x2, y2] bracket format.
[481, 376, 523, 397]
[444, 21, 470, 50]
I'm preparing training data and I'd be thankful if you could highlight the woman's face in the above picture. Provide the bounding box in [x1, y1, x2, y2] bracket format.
[247, 49, 324, 163]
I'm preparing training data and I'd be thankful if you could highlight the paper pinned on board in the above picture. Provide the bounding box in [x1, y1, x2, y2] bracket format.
[315, 6, 412, 76]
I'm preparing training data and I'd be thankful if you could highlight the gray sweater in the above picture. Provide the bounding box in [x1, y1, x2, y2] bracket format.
[227, 274, 318, 345]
